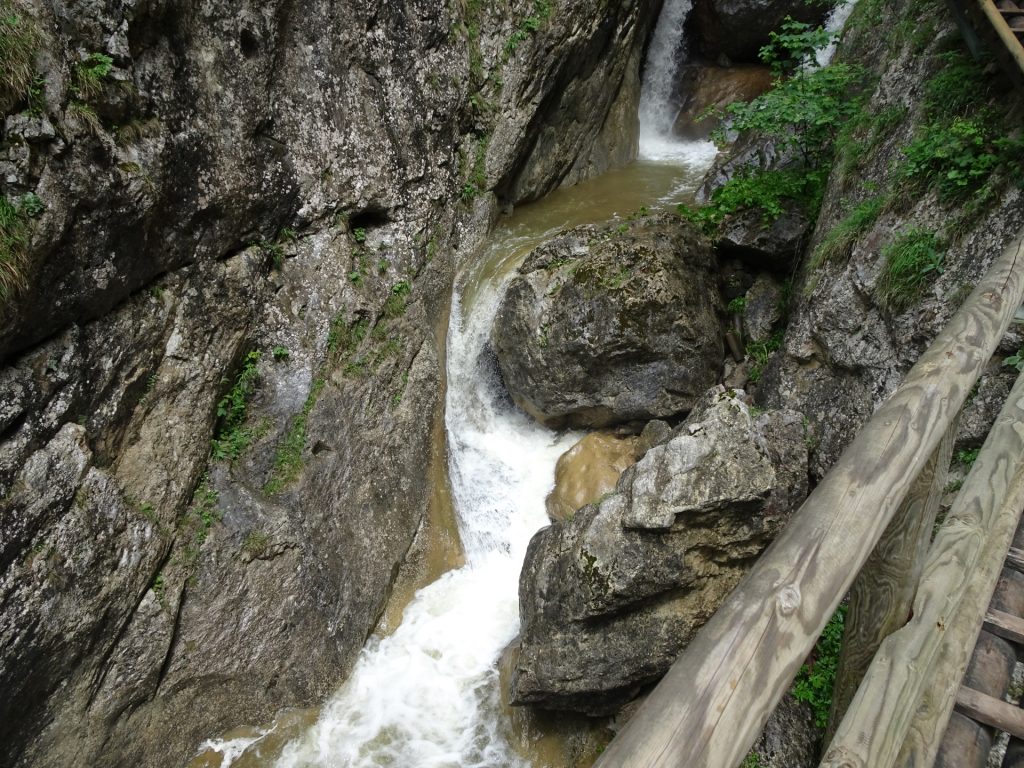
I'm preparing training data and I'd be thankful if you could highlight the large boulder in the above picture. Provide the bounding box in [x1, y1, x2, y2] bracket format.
[510, 387, 808, 714]
[671, 63, 773, 139]
[490, 214, 724, 429]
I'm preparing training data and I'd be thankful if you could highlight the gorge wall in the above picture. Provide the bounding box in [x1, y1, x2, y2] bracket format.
[0, 0, 659, 765]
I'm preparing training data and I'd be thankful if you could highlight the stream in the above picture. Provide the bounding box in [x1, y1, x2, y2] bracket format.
[189, 0, 721, 763]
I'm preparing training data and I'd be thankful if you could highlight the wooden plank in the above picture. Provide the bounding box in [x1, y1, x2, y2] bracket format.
[826, 422, 956, 740]
[592, 228, 1024, 768]
[823, 369, 1024, 768]
[983, 608, 1024, 644]
[1006, 546, 1024, 572]
[955, 685, 1024, 740]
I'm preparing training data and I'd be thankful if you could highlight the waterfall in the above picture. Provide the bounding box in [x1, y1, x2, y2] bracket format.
[637, 0, 717, 164]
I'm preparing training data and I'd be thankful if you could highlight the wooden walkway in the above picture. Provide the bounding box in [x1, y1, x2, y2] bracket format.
[948, 0, 1024, 82]
[592, 227, 1024, 768]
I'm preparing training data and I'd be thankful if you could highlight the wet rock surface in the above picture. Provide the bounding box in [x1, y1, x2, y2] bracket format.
[511, 387, 808, 714]
[0, 0, 658, 765]
[490, 214, 724, 429]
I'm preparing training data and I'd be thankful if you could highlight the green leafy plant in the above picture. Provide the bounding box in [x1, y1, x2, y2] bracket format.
[956, 447, 980, 466]
[747, 330, 784, 384]
[793, 603, 847, 728]
[877, 229, 944, 311]
[72, 52, 113, 100]
[759, 17, 834, 77]
[271, 345, 289, 361]
[382, 280, 412, 319]
[727, 296, 747, 315]
[211, 350, 262, 460]
[352, 227, 367, 243]
[1005, 348, 1024, 372]
[0, 2, 42, 112]
[679, 167, 827, 236]
[715, 62, 863, 163]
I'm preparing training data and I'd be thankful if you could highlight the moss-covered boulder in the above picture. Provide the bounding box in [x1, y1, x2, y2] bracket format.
[490, 213, 724, 429]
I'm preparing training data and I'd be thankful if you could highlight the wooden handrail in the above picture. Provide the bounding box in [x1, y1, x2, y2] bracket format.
[822, 369, 1024, 767]
[593, 228, 1024, 768]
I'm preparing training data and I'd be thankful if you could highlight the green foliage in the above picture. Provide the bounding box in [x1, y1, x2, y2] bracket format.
[811, 195, 885, 267]
[678, 167, 827, 235]
[715, 62, 863, 162]
[72, 52, 113, 100]
[747, 330, 784, 384]
[900, 116, 1024, 202]
[877, 229, 944, 311]
[1004, 348, 1024, 372]
[759, 17, 833, 77]
[327, 315, 368, 361]
[353, 227, 367, 243]
[0, 1, 41, 112]
[727, 296, 747, 315]
[741, 754, 764, 768]
[0, 193, 43, 306]
[923, 51, 990, 117]
[956, 447, 980, 466]
[67, 100, 102, 135]
[793, 603, 847, 728]
[211, 350, 262, 460]
[264, 378, 323, 495]
[271, 345, 289, 361]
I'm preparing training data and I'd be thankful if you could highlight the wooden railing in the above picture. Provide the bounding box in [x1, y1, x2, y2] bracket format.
[593, 227, 1024, 768]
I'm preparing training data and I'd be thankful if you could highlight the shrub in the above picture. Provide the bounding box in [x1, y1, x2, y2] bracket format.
[760, 17, 834, 77]
[679, 167, 827, 236]
[877, 229, 944, 311]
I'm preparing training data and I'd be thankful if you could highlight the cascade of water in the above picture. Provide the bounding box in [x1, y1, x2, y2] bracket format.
[637, 0, 719, 165]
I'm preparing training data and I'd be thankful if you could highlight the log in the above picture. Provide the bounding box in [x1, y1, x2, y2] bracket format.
[592, 228, 1024, 768]
[1005, 546, 1024, 572]
[826, 422, 956, 740]
[823, 369, 1024, 768]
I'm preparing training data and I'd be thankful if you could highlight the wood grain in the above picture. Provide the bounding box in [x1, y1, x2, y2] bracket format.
[823, 369, 1024, 768]
[592, 228, 1024, 768]
[826, 423, 955, 740]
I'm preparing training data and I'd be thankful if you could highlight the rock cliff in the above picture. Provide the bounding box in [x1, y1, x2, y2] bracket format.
[0, 0, 658, 765]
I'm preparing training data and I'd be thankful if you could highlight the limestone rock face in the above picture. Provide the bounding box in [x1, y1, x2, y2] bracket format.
[490, 214, 724, 429]
[671, 63, 773, 139]
[511, 388, 808, 714]
[0, 0, 658, 765]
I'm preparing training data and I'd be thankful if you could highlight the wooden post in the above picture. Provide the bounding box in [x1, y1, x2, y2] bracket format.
[591, 228, 1024, 768]
[822, 370, 1024, 768]
[825, 420, 957, 741]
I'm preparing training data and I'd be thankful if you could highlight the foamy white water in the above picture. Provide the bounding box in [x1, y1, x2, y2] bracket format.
[256, 235, 582, 767]
[814, 0, 859, 67]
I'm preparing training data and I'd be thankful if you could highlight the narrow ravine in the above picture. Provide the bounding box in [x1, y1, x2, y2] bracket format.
[192, 8, 718, 767]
